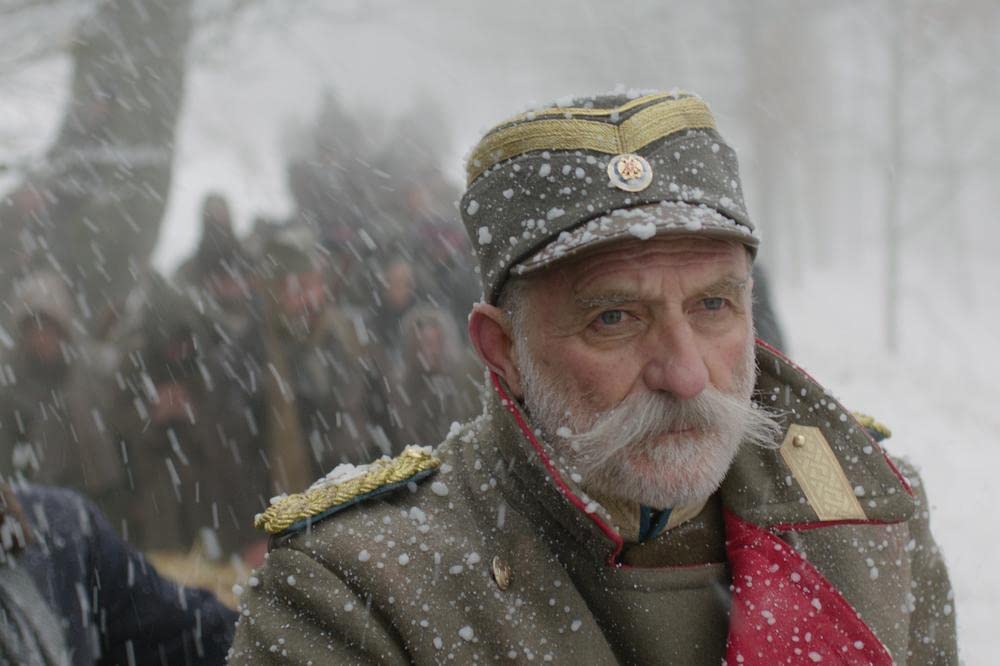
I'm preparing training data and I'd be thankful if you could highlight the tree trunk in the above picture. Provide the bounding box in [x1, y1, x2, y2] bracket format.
[1, 0, 192, 335]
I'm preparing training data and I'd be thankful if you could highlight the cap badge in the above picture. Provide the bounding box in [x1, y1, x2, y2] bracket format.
[607, 153, 653, 192]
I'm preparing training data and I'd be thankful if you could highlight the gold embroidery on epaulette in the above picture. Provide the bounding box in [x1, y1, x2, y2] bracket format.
[255, 448, 441, 535]
[852, 412, 892, 440]
[466, 96, 716, 184]
[779, 425, 867, 521]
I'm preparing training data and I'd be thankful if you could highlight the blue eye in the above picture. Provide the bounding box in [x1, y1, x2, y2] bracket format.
[598, 310, 624, 325]
[702, 297, 725, 311]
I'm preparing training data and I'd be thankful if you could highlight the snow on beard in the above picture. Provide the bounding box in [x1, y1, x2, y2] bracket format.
[518, 332, 780, 509]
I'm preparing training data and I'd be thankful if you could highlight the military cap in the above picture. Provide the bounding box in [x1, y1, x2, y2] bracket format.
[459, 90, 759, 303]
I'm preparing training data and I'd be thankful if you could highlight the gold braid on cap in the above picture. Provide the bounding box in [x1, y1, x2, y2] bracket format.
[255, 446, 441, 535]
[466, 93, 717, 185]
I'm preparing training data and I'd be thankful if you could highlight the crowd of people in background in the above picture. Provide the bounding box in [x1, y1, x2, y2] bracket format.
[0, 90, 788, 606]
[0, 96, 484, 572]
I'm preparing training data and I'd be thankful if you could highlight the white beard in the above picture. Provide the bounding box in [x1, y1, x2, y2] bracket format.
[518, 334, 780, 509]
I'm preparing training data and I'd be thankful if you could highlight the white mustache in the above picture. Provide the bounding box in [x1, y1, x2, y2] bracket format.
[562, 386, 780, 476]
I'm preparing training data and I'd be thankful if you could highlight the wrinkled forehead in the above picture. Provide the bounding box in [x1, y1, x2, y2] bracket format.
[533, 235, 750, 292]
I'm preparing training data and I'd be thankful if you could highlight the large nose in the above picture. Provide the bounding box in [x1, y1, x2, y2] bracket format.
[641, 322, 709, 400]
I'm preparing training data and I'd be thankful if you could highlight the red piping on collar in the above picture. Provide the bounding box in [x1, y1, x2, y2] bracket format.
[755, 339, 913, 497]
[490, 372, 625, 566]
[770, 518, 903, 533]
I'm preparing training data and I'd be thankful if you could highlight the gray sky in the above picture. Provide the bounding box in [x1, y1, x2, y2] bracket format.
[154, 1, 764, 269]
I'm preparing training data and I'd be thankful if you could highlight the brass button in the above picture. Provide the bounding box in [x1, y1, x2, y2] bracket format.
[792, 434, 806, 448]
[491, 556, 512, 591]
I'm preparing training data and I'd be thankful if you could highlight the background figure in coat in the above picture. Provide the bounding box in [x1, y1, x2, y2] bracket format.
[0, 272, 127, 528]
[176, 193, 259, 342]
[1, 482, 235, 665]
[111, 275, 269, 558]
[394, 305, 482, 446]
[256, 229, 381, 491]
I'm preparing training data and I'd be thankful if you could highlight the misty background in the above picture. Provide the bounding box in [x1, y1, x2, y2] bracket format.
[0, 0, 995, 659]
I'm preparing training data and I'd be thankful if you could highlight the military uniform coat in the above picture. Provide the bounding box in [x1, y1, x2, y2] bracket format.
[230, 344, 957, 664]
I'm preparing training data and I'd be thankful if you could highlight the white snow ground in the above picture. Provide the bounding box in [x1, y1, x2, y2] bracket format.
[774, 249, 998, 665]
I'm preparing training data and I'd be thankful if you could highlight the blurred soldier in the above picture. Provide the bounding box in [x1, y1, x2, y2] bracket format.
[112, 277, 266, 557]
[409, 203, 481, 326]
[257, 228, 379, 492]
[1, 481, 235, 664]
[393, 305, 481, 446]
[370, 253, 420, 369]
[0, 272, 125, 523]
[176, 193, 259, 341]
[177, 194, 238, 284]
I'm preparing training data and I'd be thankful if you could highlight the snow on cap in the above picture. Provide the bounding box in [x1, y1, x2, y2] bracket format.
[460, 90, 759, 303]
[513, 202, 757, 276]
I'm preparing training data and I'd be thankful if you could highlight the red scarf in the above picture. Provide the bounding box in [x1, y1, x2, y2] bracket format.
[724, 509, 892, 665]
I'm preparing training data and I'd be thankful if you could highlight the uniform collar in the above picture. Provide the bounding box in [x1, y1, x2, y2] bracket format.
[580, 488, 708, 544]
[721, 342, 914, 531]
[485, 376, 625, 565]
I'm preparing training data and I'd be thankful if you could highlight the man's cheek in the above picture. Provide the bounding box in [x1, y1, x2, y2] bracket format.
[569, 361, 628, 411]
[707, 336, 752, 390]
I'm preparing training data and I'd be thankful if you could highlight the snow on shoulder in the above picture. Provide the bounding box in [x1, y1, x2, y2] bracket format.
[254, 445, 441, 536]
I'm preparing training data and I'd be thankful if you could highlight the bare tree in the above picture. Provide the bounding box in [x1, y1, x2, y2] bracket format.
[0, 0, 192, 334]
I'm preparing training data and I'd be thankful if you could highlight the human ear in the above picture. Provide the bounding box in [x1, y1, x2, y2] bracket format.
[467, 302, 523, 398]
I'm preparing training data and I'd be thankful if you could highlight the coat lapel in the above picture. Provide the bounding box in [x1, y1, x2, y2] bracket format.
[721, 342, 915, 663]
[488, 373, 625, 565]
[721, 341, 914, 530]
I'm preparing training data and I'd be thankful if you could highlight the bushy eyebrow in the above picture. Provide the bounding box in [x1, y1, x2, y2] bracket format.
[573, 275, 749, 310]
[573, 291, 649, 310]
[695, 276, 750, 300]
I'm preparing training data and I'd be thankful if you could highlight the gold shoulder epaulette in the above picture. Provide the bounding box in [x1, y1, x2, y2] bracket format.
[852, 412, 893, 441]
[255, 446, 441, 535]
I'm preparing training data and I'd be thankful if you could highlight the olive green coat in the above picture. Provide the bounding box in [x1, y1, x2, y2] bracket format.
[229, 345, 957, 664]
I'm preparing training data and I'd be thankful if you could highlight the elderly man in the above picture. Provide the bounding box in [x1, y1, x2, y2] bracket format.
[230, 92, 956, 664]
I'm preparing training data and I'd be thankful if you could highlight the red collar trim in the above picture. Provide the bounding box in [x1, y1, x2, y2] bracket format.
[490, 372, 625, 566]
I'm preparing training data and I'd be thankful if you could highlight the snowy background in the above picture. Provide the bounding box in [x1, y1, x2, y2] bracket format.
[781, 251, 996, 664]
[1, 1, 996, 662]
